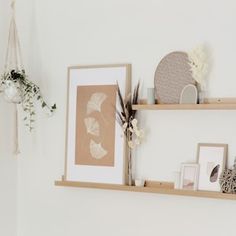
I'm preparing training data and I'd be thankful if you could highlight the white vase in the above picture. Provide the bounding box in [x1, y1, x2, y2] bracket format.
[147, 88, 155, 104]
[198, 90, 205, 104]
[127, 147, 133, 186]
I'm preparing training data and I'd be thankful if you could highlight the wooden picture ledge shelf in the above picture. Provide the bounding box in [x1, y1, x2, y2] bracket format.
[132, 103, 236, 110]
[54, 180, 236, 201]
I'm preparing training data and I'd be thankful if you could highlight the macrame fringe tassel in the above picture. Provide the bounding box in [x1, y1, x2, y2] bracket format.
[14, 104, 20, 155]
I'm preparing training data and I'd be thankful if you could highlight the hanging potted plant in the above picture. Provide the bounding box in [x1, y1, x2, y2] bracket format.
[0, 1, 56, 154]
[0, 1, 56, 132]
[0, 69, 56, 131]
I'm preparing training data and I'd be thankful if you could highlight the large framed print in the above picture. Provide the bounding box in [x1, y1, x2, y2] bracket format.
[65, 64, 131, 184]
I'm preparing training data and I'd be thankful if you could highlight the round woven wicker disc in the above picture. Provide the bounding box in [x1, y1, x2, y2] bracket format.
[154, 51, 196, 104]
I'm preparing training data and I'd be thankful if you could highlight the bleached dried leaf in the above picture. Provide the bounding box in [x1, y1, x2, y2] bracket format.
[131, 118, 138, 128]
[89, 139, 108, 159]
[128, 140, 134, 149]
[187, 45, 208, 89]
[84, 117, 100, 136]
[122, 122, 128, 132]
[87, 92, 107, 115]
[135, 138, 141, 145]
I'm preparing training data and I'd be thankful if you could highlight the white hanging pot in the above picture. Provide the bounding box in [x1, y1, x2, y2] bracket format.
[4, 80, 22, 103]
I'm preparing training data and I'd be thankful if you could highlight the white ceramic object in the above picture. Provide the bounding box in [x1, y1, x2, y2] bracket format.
[135, 179, 145, 187]
[172, 171, 181, 189]
[198, 90, 205, 104]
[179, 84, 198, 104]
[147, 87, 155, 104]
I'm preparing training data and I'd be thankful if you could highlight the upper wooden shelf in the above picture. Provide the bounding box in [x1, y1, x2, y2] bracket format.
[55, 180, 236, 201]
[132, 103, 236, 110]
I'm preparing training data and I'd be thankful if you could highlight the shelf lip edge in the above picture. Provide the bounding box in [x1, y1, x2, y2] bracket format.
[54, 180, 236, 201]
[132, 104, 236, 110]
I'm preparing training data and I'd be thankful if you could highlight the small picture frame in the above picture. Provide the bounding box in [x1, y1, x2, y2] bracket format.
[197, 143, 227, 191]
[180, 163, 199, 191]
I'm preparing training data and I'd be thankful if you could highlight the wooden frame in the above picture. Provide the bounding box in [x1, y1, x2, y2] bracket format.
[197, 143, 227, 192]
[64, 64, 131, 184]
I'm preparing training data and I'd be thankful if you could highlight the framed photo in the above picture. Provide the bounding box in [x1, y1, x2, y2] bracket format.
[180, 163, 199, 190]
[197, 143, 227, 191]
[65, 64, 131, 184]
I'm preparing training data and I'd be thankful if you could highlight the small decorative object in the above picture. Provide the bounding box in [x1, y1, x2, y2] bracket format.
[147, 87, 155, 104]
[64, 64, 130, 184]
[179, 84, 198, 104]
[154, 51, 196, 104]
[180, 164, 199, 190]
[116, 81, 144, 186]
[198, 90, 205, 104]
[219, 157, 236, 194]
[135, 179, 145, 187]
[197, 143, 227, 191]
[187, 46, 208, 103]
[172, 171, 181, 189]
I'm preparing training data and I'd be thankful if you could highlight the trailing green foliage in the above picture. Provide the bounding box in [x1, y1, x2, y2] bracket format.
[0, 69, 56, 131]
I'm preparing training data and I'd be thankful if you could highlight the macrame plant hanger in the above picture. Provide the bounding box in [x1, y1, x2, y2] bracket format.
[4, 0, 23, 155]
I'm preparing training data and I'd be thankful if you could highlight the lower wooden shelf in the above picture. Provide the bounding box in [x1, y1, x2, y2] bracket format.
[54, 180, 236, 201]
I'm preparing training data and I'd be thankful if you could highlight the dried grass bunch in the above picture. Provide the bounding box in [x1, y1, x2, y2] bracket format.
[188, 45, 208, 90]
[116, 82, 144, 149]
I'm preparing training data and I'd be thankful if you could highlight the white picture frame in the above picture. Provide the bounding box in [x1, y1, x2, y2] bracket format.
[180, 163, 199, 191]
[64, 64, 131, 184]
[197, 143, 227, 192]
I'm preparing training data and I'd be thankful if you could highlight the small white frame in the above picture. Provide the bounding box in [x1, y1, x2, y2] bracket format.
[180, 163, 199, 191]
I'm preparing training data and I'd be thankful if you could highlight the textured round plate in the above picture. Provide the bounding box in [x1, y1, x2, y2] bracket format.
[154, 51, 196, 104]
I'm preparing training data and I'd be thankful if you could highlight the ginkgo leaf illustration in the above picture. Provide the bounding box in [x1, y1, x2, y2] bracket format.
[87, 93, 107, 115]
[84, 117, 100, 136]
[89, 139, 108, 159]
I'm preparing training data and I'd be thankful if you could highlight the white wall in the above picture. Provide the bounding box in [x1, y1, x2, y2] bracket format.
[0, 1, 17, 236]
[12, 0, 236, 236]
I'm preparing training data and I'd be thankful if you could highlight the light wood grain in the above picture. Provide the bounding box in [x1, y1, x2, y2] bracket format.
[145, 180, 174, 189]
[204, 97, 236, 104]
[132, 104, 236, 110]
[54, 180, 236, 200]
